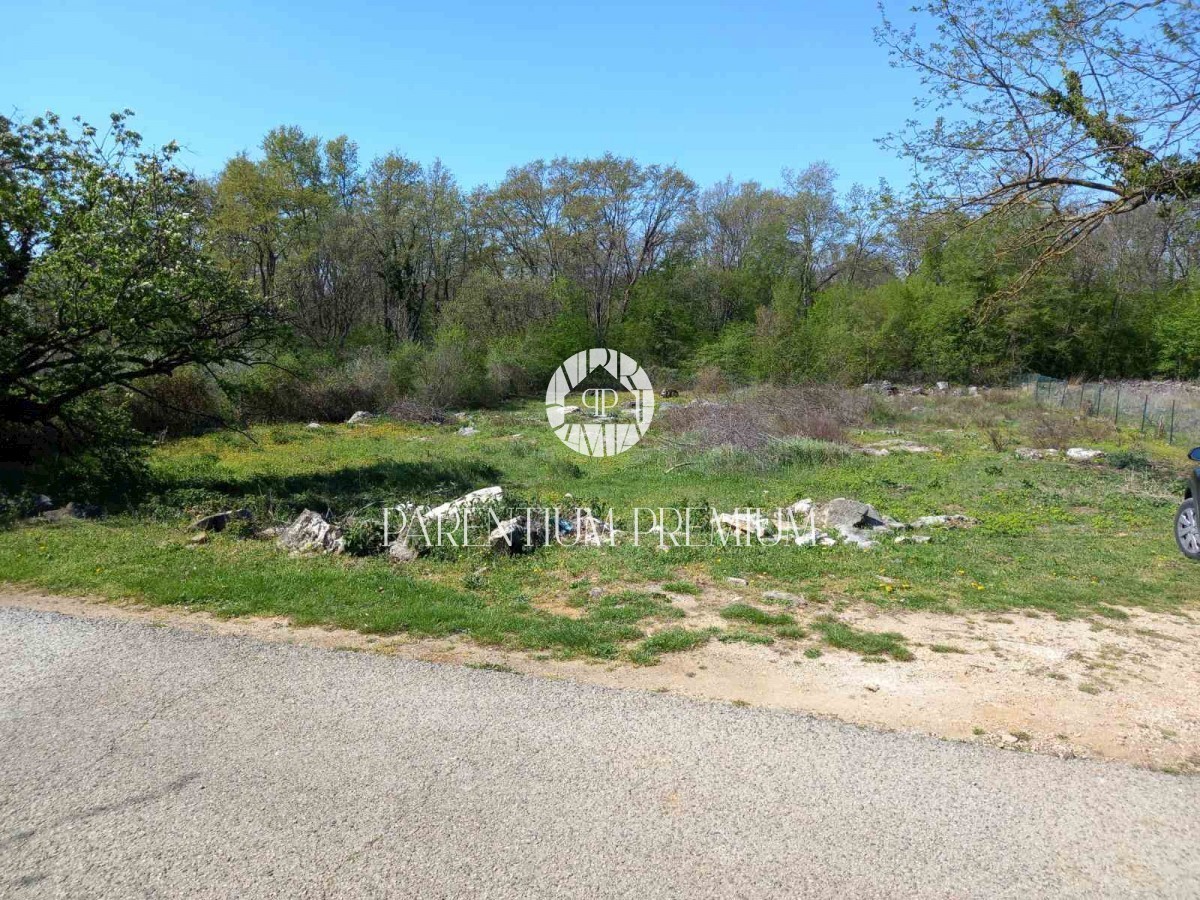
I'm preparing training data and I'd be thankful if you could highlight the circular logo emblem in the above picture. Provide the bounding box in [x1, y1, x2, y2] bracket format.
[545, 349, 654, 457]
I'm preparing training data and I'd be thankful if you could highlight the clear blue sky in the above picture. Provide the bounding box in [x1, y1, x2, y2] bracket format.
[3, 0, 924, 191]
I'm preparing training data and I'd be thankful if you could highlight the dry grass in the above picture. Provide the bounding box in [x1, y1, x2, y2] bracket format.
[660, 385, 877, 451]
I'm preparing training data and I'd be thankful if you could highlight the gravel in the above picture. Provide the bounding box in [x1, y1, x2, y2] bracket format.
[2, 605, 1199, 898]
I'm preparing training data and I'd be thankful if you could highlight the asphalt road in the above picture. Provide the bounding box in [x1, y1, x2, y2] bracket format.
[2, 605, 1199, 899]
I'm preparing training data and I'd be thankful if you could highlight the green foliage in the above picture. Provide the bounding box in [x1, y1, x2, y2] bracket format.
[812, 618, 914, 661]
[719, 604, 794, 626]
[343, 518, 386, 557]
[629, 627, 711, 664]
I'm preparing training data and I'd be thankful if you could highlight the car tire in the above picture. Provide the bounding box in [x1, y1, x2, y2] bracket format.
[1176, 499, 1200, 560]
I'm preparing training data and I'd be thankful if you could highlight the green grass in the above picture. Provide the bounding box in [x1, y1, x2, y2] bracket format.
[660, 580, 701, 595]
[629, 627, 711, 664]
[811, 617, 915, 661]
[2, 394, 1197, 664]
[716, 629, 775, 645]
[929, 643, 967, 654]
[719, 604, 795, 626]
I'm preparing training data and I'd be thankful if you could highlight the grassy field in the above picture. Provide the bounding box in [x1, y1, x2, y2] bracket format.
[1, 388, 1195, 665]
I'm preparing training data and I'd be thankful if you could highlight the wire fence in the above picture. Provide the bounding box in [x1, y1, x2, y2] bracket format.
[1015, 374, 1200, 447]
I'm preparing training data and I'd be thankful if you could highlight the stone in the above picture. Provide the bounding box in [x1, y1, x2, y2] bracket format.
[32, 494, 54, 514]
[726, 576, 749, 586]
[1015, 448, 1060, 460]
[388, 539, 420, 563]
[865, 684, 880, 693]
[793, 530, 833, 547]
[762, 590, 805, 607]
[306, 422, 321, 429]
[968, 386, 980, 396]
[865, 439, 937, 454]
[1066, 447, 1105, 461]
[817, 499, 890, 531]
[862, 447, 890, 457]
[277, 510, 344, 554]
[188, 532, 209, 545]
[346, 411, 375, 425]
[423, 486, 503, 523]
[42, 501, 102, 521]
[489, 515, 546, 555]
[588, 586, 605, 598]
[936, 381, 949, 391]
[191, 509, 252, 532]
[566, 511, 614, 547]
[893, 534, 932, 544]
[814, 498, 902, 550]
[909, 514, 977, 529]
[717, 512, 772, 538]
[457, 425, 478, 436]
[561, 405, 581, 414]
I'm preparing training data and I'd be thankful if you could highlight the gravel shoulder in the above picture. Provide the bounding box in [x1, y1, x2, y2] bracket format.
[5, 588, 1199, 770]
[2, 597, 1200, 898]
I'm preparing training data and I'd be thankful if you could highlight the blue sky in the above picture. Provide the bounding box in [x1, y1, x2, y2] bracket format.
[3, 0, 924, 191]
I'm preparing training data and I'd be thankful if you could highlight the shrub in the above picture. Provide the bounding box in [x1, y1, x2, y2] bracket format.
[385, 398, 449, 425]
[1107, 449, 1152, 471]
[416, 327, 491, 408]
[127, 367, 229, 437]
[342, 518, 386, 556]
[660, 385, 870, 451]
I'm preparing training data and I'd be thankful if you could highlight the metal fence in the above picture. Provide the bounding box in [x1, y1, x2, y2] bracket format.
[1017, 374, 1200, 447]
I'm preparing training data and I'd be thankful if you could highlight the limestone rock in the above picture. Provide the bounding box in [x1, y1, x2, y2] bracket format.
[277, 510, 344, 554]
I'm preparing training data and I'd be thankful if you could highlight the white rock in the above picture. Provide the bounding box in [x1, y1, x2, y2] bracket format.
[346, 411, 375, 425]
[457, 425, 478, 436]
[717, 512, 772, 538]
[909, 514, 977, 528]
[1015, 448, 1060, 460]
[726, 576, 749, 586]
[1066, 447, 1105, 461]
[936, 381, 949, 391]
[277, 510, 344, 554]
[423, 486, 503, 522]
[306, 422, 321, 429]
[388, 539, 419, 563]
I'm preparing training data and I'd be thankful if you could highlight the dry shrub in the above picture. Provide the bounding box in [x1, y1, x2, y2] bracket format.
[694, 365, 730, 395]
[1026, 411, 1118, 448]
[660, 385, 871, 450]
[385, 398, 449, 425]
[127, 368, 227, 437]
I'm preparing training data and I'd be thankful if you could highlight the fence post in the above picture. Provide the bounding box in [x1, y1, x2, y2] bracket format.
[1142, 395, 1149, 433]
[1114, 383, 1121, 426]
[1170, 400, 1176, 445]
[1096, 383, 1103, 418]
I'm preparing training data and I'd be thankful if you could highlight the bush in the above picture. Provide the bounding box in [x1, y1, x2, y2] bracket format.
[385, 398, 449, 424]
[127, 367, 229, 437]
[343, 518, 386, 556]
[416, 327, 491, 408]
[660, 385, 870, 451]
[227, 349, 407, 424]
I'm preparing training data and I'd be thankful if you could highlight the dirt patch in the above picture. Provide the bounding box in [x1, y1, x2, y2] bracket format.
[4, 587, 1200, 772]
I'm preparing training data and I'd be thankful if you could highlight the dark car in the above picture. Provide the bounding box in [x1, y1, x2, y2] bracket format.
[1176, 448, 1200, 560]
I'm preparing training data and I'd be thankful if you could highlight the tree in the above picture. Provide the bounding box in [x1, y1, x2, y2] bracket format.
[480, 155, 696, 342]
[781, 162, 846, 304]
[879, 0, 1200, 278]
[0, 112, 274, 444]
